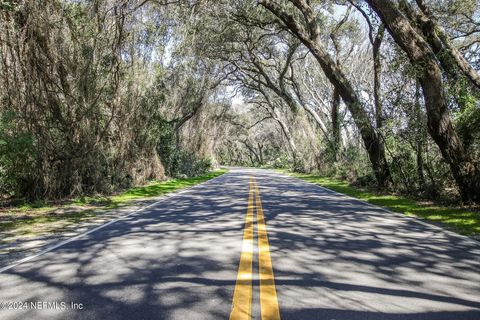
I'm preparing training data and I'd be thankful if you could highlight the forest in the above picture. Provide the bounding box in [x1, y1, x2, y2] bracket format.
[0, 0, 479, 205]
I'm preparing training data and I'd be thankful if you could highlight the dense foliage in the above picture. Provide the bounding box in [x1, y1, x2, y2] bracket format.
[0, 0, 218, 200]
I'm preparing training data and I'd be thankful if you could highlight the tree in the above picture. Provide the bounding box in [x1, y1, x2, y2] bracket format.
[259, 0, 393, 187]
[366, 0, 480, 203]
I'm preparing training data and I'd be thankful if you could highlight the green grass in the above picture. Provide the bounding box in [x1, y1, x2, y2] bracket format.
[73, 170, 227, 208]
[285, 172, 480, 237]
[0, 169, 227, 237]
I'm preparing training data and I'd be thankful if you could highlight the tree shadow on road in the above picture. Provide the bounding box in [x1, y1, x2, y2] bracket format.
[0, 170, 479, 320]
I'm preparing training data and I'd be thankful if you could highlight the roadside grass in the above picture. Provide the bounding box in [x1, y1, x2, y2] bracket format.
[283, 171, 480, 237]
[72, 170, 227, 208]
[0, 169, 227, 238]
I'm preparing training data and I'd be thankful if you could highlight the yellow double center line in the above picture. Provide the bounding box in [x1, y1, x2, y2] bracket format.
[230, 177, 280, 320]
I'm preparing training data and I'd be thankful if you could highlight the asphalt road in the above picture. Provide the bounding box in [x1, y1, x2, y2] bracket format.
[0, 168, 479, 320]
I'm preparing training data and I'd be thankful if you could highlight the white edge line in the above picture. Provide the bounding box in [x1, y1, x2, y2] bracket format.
[280, 172, 480, 246]
[0, 172, 228, 273]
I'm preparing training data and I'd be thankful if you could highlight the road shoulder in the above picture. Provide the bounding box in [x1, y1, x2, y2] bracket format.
[278, 170, 480, 243]
[0, 170, 227, 270]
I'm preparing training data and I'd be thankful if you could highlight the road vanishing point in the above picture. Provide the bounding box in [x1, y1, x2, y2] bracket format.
[0, 168, 479, 320]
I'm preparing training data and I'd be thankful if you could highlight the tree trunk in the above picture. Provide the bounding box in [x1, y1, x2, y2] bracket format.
[258, 143, 264, 165]
[415, 82, 427, 190]
[274, 113, 298, 164]
[399, 0, 478, 113]
[331, 87, 341, 161]
[367, 0, 480, 203]
[410, 0, 480, 90]
[373, 25, 385, 129]
[241, 140, 261, 166]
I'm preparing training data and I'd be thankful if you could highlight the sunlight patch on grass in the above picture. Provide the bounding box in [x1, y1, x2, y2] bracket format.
[286, 172, 480, 236]
[106, 170, 226, 208]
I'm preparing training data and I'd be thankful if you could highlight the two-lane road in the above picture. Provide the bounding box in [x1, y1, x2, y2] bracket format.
[0, 168, 479, 319]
